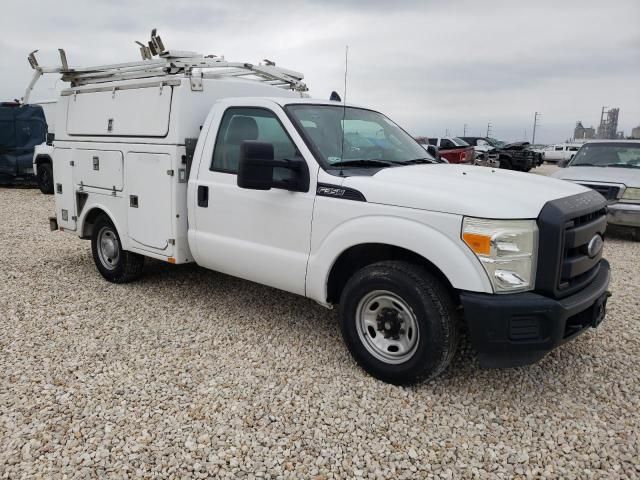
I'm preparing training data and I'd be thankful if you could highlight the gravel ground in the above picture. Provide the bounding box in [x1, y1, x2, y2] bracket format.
[1, 185, 639, 479]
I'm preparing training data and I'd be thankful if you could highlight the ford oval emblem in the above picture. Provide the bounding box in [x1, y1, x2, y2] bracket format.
[587, 234, 604, 258]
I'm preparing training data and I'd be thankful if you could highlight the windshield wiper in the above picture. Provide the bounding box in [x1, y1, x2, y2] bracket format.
[572, 163, 602, 167]
[329, 159, 396, 168]
[402, 158, 437, 164]
[603, 163, 640, 169]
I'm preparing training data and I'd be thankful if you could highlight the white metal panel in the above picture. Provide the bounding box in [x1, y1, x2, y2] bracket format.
[73, 149, 123, 191]
[125, 152, 174, 254]
[52, 148, 76, 231]
[66, 86, 172, 137]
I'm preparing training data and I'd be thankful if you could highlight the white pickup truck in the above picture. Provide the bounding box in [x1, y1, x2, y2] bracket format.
[36, 36, 611, 384]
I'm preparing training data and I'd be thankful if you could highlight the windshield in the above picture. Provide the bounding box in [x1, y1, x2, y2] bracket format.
[487, 138, 505, 147]
[451, 137, 470, 147]
[286, 105, 432, 168]
[570, 143, 640, 168]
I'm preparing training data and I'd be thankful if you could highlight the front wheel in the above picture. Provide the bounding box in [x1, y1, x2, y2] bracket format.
[339, 261, 458, 385]
[37, 163, 54, 194]
[499, 158, 513, 170]
[91, 215, 144, 283]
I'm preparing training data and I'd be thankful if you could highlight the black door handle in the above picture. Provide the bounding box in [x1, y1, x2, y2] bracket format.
[197, 185, 209, 207]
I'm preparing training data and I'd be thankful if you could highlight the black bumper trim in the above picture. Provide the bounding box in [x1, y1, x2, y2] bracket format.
[460, 259, 610, 368]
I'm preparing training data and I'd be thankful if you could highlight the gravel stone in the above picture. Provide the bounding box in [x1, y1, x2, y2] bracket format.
[0, 186, 638, 479]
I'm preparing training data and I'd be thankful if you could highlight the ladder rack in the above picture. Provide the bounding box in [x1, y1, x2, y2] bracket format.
[23, 29, 308, 103]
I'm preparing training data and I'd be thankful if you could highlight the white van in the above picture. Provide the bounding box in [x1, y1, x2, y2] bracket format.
[544, 143, 582, 163]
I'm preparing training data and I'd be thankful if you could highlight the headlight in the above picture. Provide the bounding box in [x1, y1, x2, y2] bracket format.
[462, 218, 538, 293]
[622, 187, 640, 202]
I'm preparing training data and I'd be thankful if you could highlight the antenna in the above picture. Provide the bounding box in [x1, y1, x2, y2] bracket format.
[339, 45, 349, 176]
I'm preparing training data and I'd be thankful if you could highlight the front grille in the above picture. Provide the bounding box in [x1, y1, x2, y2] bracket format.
[559, 208, 607, 292]
[536, 190, 608, 299]
[577, 183, 620, 201]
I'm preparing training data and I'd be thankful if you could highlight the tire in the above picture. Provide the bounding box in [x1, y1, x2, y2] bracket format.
[91, 215, 144, 283]
[499, 158, 513, 170]
[37, 162, 54, 194]
[339, 261, 459, 385]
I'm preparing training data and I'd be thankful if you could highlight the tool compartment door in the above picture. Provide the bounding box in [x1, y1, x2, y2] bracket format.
[52, 148, 77, 231]
[125, 152, 173, 255]
[73, 149, 123, 191]
[66, 85, 172, 137]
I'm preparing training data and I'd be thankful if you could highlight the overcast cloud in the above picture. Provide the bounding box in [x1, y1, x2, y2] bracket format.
[1, 0, 638, 143]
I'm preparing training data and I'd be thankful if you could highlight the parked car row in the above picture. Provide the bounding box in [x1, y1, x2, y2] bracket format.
[415, 135, 543, 172]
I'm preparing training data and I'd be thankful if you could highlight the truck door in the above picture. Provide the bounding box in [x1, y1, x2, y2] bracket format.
[190, 105, 317, 296]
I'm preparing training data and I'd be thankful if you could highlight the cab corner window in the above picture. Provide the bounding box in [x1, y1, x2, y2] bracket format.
[211, 107, 299, 175]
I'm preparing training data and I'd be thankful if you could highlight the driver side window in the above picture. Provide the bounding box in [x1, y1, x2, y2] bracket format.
[211, 107, 299, 175]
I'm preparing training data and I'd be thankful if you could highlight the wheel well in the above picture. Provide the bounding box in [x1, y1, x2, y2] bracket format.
[34, 154, 51, 165]
[326, 243, 459, 306]
[81, 208, 109, 240]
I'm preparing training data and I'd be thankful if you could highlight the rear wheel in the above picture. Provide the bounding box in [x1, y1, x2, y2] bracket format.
[339, 261, 458, 385]
[91, 215, 144, 283]
[37, 162, 54, 194]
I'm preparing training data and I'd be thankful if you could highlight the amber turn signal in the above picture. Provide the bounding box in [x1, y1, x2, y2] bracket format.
[462, 232, 491, 256]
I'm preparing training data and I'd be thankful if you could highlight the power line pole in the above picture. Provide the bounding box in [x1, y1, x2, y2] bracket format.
[486, 122, 492, 137]
[463, 123, 468, 136]
[532, 112, 541, 144]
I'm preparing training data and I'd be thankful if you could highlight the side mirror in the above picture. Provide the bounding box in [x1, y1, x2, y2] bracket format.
[426, 144, 440, 160]
[558, 158, 569, 168]
[238, 141, 275, 190]
[237, 141, 309, 192]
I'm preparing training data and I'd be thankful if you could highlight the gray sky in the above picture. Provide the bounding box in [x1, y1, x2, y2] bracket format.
[1, 0, 638, 143]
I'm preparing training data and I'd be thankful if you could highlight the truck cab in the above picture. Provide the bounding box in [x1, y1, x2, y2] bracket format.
[40, 35, 611, 384]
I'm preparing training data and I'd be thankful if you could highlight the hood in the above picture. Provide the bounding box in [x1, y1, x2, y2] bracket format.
[502, 141, 530, 150]
[343, 164, 589, 218]
[551, 166, 640, 188]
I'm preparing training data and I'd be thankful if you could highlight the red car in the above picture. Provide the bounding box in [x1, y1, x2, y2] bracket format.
[419, 137, 475, 164]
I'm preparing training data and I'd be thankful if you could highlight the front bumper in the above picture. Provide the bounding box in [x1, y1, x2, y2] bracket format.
[607, 202, 640, 228]
[460, 259, 610, 368]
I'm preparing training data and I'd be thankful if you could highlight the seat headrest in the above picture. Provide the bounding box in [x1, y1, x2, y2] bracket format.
[226, 116, 259, 144]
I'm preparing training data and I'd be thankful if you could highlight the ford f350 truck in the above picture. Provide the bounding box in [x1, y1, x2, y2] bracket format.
[34, 32, 611, 384]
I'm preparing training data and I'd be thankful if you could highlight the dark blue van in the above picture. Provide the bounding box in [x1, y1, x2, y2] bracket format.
[0, 102, 48, 186]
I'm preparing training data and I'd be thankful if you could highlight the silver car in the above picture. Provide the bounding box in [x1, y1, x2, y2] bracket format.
[552, 140, 640, 239]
